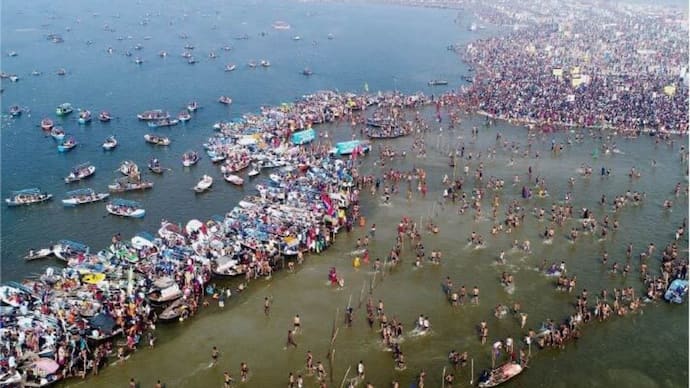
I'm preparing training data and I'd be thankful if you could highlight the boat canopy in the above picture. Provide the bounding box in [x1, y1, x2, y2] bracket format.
[65, 188, 96, 196]
[136, 231, 157, 241]
[110, 198, 142, 207]
[9, 188, 42, 196]
[291, 128, 316, 145]
[58, 240, 89, 252]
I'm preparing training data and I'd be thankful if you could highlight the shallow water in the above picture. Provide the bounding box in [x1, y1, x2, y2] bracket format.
[1, 1, 688, 388]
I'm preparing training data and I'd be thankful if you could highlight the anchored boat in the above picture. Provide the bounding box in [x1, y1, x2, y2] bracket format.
[64, 162, 96, 183]
[119, 160, 140, 177]
[5, 188, 52, 206]
[78, 109, 92, 124]
[137, 109, 169, 121]
[144, 133, 171, 146]
[194, 175, 214, 193]
[99, 111, 112, 122]
[106, 198, 146, 218]
[57, 136, 78, 152]
[148, 118, 179, 128]
[223, 173, 243, 186]
[478, 362, 524, 388]
[102, 135, 118, 150]
[182, 151, 200, 167]
[55, 102, 73, 116]
[40, 118, 54, 131]
[50, 127, 65, 141]
[62, 188, 109, 206]
[108, 178, 153, 192]
[148, 158, 165, 174]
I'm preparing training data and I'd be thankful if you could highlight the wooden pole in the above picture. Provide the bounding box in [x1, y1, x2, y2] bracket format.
[339, 366, 351, 388]
[357, 282, 366, 309]
[470, 358, 474, 385]
[442, 366, 446, 388]
[370, 271, 377, 294]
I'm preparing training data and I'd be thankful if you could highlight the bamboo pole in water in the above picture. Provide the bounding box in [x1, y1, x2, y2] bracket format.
[357, 282, 366, 309]
[339, 366, 351, 388]
[370, 271, 377, 294]
[470, 358, 474, 385]
[442, 366, 446, 388]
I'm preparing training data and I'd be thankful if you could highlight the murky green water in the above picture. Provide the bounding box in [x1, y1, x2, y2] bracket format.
[69, 114, 688, 388]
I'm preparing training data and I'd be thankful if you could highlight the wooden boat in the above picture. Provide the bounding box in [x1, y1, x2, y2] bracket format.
[62, 188, 109, 206]
[212, 256, 242, 277]
[224, 63, 236, 72]
[302, 67, 313, 76]
[247, 166, 261, 177]
[50, 127, 65, 141]
[102, 135, 118, 150]
[144, 133, 171, 146]
[220, 159, 250, 174]
[55, 102, 73, 116]
[427, 79, 448, 86]
[106, 198, 146, 218]
[148, 158, 165, 174]
[207, 150, 226, 163]
[53, 240, 89, 261]
[178, 111, 191, 122]
[218, 95, 233, 105]
[478, 362, 524, 388]
[40, 118, 54, 131]
[158, 298, 189, 321]
[187, 101, 199, 112]
[99, 111, 112, 122]
[78, 109, 92, 124]
[148, 118, 179, 128]
[137, 109, 169, 121]
[366, 116, 396, 128]
[5, 188, 52, 206]
[148, 284, 182, 305]
[194, 174, 214, 193]
[64, 162, 96, 183]
[24, 248, 54, 261]
[182, 151, 200, 167]
[108, 178, 154, 192]
[119, 160, 140, 177]
[9, 105, 22, 116]
[223, 173, 243, 186]
[57, 136, 78, 152]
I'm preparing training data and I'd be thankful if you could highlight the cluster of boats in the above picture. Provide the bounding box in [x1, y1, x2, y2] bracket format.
[138, 103, 199, 127]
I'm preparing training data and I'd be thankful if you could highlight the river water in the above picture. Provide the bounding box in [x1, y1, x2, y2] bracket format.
[1, 1, 688, 387]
